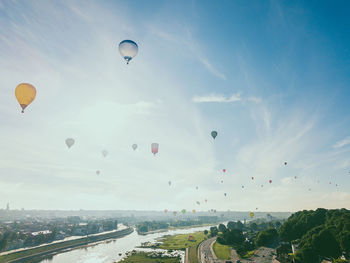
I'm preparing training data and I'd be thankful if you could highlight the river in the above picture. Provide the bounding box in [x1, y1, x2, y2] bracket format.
[36, 225, 214, 263]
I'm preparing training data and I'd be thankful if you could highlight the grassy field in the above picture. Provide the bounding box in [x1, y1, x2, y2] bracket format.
[119, 251, 181, 263]
[159, 231, 207, 263]
[212, 241, 231, 260]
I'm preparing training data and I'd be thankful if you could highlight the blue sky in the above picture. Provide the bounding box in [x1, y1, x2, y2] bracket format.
[0, 0, 349, 212]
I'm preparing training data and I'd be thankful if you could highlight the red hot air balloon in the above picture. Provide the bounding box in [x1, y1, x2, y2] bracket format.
[269, 180, 272, 184]
[164, 209, 168, 213]
[223, 169, 226, 173]
[151, 143, 159, 155]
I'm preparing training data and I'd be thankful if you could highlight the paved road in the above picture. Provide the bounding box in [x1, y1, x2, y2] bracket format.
[198, 237, 277, 263]
[198, 237, 218, 263]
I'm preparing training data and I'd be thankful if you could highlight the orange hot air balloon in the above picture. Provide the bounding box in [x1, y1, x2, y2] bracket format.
[15, 83, 37, 113]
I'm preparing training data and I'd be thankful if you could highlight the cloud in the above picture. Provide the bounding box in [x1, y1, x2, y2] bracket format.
[193, 93, 241, 103]
[147, 25, 226, 80]
[333, 136, 350, 148]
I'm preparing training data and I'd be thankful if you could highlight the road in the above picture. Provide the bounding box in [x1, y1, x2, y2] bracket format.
[198, 237, 277, 263]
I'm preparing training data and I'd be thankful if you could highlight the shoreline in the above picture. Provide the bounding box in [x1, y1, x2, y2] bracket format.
[0, 227, 134, 263]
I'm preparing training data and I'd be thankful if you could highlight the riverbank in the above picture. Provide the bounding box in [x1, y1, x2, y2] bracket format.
[0, 227, 134, 263]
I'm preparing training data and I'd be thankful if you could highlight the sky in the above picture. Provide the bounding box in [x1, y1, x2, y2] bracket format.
[0, 0, 349, 212]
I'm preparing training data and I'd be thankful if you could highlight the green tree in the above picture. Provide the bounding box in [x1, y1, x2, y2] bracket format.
[255, 228, 278, 247]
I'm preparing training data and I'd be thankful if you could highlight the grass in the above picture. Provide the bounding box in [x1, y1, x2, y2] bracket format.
[119, 251, 181, 263]
[240, 249, 256, 259]
[159, 231, 207, 263]
[212, 241, 231, 260]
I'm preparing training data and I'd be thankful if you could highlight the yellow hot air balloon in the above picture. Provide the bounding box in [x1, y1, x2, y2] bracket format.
[250, 212, 254, 218]
[15, 83, 36, 113]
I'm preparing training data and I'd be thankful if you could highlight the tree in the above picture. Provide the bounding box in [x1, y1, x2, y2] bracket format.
[204, 230, 208, 235]
[210, 226, 218, 237]
[255, 228, 278, 247]
[227, 221, 236, 230]
[312, 228, 341, 259]
[218, 224, 227, 233]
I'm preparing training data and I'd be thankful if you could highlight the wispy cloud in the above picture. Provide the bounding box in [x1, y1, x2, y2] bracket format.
[333, 136, 350, 148]
[193, 93, 241, 103]
[147, 25, 226, 80]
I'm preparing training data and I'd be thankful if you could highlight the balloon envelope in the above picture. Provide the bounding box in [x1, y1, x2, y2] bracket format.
[102, 150, 108, 157]
[151, 143, 159, 155]
[223, 169, 226, 173]
[65, 138, 75, 149]
[96, 170, 100, 175]
[250, 212, 254, 218]
[119, 40, 138, 64]
[211, 131, 218, 139]
[269, 180, 272, 183]
[192, 209, 196, 213]
[15, 83, 36, 113]
[164, 209, 168, 213]
[168, 181, 171, 186]
[132, 144, 137, 150]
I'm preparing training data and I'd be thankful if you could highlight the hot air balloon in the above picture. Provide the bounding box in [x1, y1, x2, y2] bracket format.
[223, 169, 226, 173]
[308, 188, 311, 191]
[250, 212, 254, 218]
[151, 143, 159, 155]
[196, 201, 200, 205]
[164, 209, 168, 213]
[96, 170, 100, 175]
[15, 83, 36, 113]
[181, 209, 186, 214]
[205, 199, 207, 203]
[251, 177, 254, 180]
[173, 211, 177, 216]
[65, 138, 75, 149]
[269, 180, 272, 184]
[132, 144, 137, 151]
[119, 40, 138, 64]
[192, 209, 196, 213]
[102, 150, 108, 157]
[256, 207, 258, 210]
[221, 180, 223, 183]
[284, 162, 287, 165]
[211, 131, 218, 139]
[242, 185, 244, 188]
[196, 186, 198, 190]
[294, 176, 297, 179]
[224, 193, 227, 197]
[261, 184, 264, 187]
[168, 181, 171, 186]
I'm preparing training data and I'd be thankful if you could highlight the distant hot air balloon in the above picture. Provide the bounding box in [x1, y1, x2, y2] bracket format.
[250, 212, 254, 218]
[15, 83, 36, 113]
[102, 150, 108, 157]
[256, 207, 258, 210]
[181, 209, 186, 214]
[96, 170, 100, 175]
[261, 184, 264, 187]
[119, 40, 138, 64]
[132, 144, 138, 151]
[308, 188, 311, 191]
[223, 169, 226, 173]
[294, 176, 297, 179]
[221, 180, 223, 183]
[211, 131, 218, 139]
[173, 211, 177, 216]
[224, 193, 227, 197]
[196, 201, 200, 205]
[151, 143, 159, 156]
[168, 181, 171, 186]
[164, 209, 168, 213]
[196, 186, 198, 190]
[284, 162, 287, 165]
[192, 209, 196, 213]
[65, 138, 75, 149]
[269, 180, 272, 184]
[205, 199, 207, 203]
[242, 185, 244, 188]
[251, 177, 254, 180]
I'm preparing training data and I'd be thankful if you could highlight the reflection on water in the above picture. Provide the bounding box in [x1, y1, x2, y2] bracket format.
[38, 225, 212, 263]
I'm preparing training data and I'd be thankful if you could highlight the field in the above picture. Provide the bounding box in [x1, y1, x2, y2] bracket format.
[213, 241, 231, 260]
[159, 231, 207, 263]
[119, 251, 181, 263]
